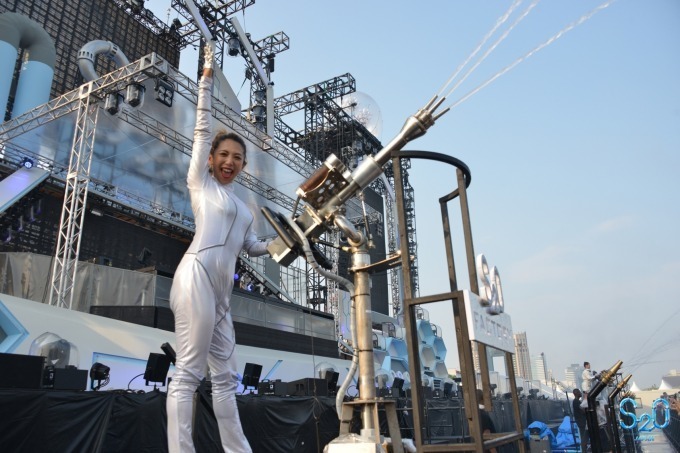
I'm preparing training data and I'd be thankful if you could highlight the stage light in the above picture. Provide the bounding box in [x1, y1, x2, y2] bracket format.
[125, 83, 145, 107]
[267, 55, 275, 73]
[144, 352, 171, 389]
[323, 370, 339, 395]
[252, 104, 265, 119]
[155, 78, 174, 107]
[130, 0, 144, 13]
[170, 18, 182, 33]
[227, 36, 240, 56]
[21, 157, 34, 169]
[253, 89, 266, 103]
[391, 377, 405, 397]
[241, 363, 262, 393]
[90, 362, 110, 391]
[90, 208, 103, 217]
[161, 342, 176, 365]
[104, 92, 123, 115]
[137, 247, 152, 265]
[443, 381, 453, 398]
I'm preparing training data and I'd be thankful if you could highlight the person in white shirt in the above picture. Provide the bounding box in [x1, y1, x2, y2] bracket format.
[581, 361, 597, 392]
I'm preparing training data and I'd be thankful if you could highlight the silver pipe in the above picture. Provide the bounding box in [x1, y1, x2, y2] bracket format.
[284, 214, 358, 418]
[77, 40, 130, 82]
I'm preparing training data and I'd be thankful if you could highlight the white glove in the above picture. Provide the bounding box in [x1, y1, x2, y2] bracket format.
[203, 41, 216, 70]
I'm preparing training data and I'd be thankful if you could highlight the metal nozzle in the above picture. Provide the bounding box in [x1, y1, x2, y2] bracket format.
[599, 360, 623, 385]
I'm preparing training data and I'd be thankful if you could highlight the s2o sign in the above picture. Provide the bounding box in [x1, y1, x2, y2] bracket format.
[476, 254, 504, 315]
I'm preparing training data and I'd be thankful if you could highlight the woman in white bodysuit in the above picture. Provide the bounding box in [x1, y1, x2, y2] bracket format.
[166, 43, 270, 453]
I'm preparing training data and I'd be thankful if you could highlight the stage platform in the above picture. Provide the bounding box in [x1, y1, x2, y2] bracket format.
[0, 386, 569, 452]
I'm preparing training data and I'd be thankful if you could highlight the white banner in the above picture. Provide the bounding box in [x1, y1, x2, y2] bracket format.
[463, 290, 514, 353]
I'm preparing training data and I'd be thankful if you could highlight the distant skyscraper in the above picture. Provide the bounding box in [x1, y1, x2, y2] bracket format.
[513, 332, 532, 380]
[564, 363, 583, 390]
[532, 352, 548, 384]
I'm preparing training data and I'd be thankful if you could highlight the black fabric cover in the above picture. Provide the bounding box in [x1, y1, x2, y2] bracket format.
[0, 389, 339, 453]
[0, 389, 569, 452]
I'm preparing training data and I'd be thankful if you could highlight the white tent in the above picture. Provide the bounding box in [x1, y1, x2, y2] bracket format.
[630, 381, 641, 393]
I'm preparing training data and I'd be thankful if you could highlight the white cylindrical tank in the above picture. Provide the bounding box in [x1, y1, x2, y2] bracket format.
[0, 12, 56, 119]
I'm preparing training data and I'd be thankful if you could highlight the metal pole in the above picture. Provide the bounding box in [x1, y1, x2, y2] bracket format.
[351, 243, 377, 438]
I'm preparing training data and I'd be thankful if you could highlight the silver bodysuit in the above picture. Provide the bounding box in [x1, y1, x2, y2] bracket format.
[166, 76, 268, 453]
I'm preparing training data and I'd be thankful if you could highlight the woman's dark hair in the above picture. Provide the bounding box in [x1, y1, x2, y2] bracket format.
[210, 130, 247, 165]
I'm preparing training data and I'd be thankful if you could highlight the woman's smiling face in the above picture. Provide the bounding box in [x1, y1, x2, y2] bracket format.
[209, 138, 245, 185]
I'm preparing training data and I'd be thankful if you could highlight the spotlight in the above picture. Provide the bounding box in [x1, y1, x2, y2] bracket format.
[130, 0, 144, 13]
[391, 377, 405, 397]
[241, 363, 262, 393]
[161, 342, 176, 365]
[321, 369, 339, 396]
[252, 104, 266, 119]
[170, 18, 182, 32]
[144, 352, 171, 389]
[137, 247, 152, 265]
[104, 92, 123, 115]
[90, 208, 104, 217]
[21, 157, 34, 169]
[227, 36, 240, 56]
[443, 382, 454, 398]
[154, 78, 174, 107]
[125, 83, 145, 107]
[266, 55, 275, 73]
[90, 362, 110, 391]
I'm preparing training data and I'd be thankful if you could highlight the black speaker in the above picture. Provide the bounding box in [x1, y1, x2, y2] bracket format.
[287, 378, 328, 397]
[144, 353, 171, 384]
[241, 363, 262, 388]
[43, 366, 88, 390]
[0, 353, 45, 389]
[258, 380, 287, 396]
[89, 305, 175, 331]
[155, 307, 175, 331]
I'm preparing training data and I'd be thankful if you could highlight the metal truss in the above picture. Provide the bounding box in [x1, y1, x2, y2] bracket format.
[112, 0, 178, 44]
[252, 31, 290, 62]
[0, 54, 169, 143]
[274, 73, 355, 116]
[48, 91, 100, 309]
[169, 0, 255, 48]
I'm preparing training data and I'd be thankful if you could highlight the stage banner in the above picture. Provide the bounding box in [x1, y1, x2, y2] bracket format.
[463, 290, 514, 353]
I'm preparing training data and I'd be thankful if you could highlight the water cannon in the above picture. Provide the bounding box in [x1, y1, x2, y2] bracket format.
[585, 360, 622, 452]
[608, 374, 632, 453]
[263, 96, 446, 267]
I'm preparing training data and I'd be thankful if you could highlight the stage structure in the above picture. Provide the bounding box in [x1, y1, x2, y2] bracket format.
[0, 0, 405, 321]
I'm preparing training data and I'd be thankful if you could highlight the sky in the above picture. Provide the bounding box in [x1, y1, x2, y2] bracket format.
[146, 0, 680, 389]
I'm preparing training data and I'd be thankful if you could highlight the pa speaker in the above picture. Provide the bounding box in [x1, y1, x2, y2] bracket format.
[0, 353, 45, 389]
[144, 353, 171, 384]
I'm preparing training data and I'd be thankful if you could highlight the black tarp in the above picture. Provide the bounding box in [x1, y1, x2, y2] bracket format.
[0, 389, 569, 452]
[0, 389, 339, 453]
